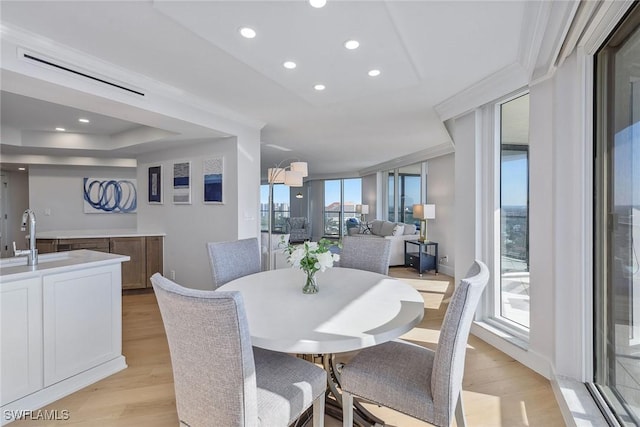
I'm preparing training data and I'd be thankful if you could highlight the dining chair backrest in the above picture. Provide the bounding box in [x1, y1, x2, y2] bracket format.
[207, 237, 261, 288]
[430, 260, 489, 426]
[340, 236, 392, 275]
[150, 273, 258, 426]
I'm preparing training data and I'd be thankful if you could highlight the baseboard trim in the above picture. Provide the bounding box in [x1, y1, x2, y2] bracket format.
[1, 356, 127, 425]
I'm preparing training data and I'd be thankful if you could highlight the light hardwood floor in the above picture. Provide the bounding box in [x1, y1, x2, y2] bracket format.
[10, 267, 565, 426]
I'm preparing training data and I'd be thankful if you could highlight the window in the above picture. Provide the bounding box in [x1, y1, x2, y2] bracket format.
[497, 93, 530, 329]
[385, 164, 423, 224]
[323, 178, 362, 237]
[260, 184, 290, 232]
[594, 6, 640, 424]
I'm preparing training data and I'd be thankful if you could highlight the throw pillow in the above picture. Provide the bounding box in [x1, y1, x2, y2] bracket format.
[370, 220, 385, 236]
[403, 224, 417, 235]
[379, 221, 396, 237]
[392, 224, 405, 236]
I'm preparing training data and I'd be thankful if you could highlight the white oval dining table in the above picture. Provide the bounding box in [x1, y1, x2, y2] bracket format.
[219, 266, 425, 355]
[220, 266, 425, 426]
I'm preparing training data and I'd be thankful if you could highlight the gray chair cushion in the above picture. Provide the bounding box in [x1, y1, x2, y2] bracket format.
[341, 340, 436, 421]
[207, 237, 261, 289]
[254, 348, 327, 426]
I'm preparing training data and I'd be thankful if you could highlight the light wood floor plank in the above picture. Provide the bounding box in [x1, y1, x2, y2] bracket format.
[9, 267, 565, 426]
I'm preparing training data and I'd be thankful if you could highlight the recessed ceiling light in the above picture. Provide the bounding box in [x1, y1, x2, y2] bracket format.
[344, 40, 360, 50]
[283, 61, 297, 70]
[55, 127, 66, 132]
[368, 69, 381, 77]
[314, 84, 326, 91]
[18, 167, 26, 171]
[78, 118, 90, 123]
[309, 0, 327, 8]
[239, 27, 256, 39]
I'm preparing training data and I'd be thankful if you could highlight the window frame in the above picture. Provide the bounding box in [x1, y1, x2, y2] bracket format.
[322, 178, 362, 237]
[480, 90, 532, 342]
[260, 184, 290, 232]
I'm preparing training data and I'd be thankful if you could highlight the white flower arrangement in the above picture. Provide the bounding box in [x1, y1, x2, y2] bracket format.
[285, 239, 340, 276]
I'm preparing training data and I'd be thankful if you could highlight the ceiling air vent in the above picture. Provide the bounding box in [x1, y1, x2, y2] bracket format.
[21, 51, 145, 97]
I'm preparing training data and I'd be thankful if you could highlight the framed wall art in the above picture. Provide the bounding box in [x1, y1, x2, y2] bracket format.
[148, 165, 162, 204]
[173, 161, 191, 204]
[83, 177, 137, 213]
[203, 157, 223, 204]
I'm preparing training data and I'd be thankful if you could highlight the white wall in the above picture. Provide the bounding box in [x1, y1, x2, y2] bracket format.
[28, 165, 137, 232]
[426, 153, 455, 276]
[528, 76, 556, 374]
[137, 136, 260, 289]
[1, 170, 30, 254]
[453, 112, 481, 285]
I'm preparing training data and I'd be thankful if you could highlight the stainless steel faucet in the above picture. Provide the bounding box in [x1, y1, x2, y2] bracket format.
[13, 208, 38, 266]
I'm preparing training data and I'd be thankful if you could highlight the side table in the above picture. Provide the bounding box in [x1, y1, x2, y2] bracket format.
[404, 240, 438, 276]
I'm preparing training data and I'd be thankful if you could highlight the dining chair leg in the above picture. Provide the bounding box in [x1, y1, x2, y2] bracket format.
[342, 391, 353, 427]
[455, 393, 467, 427]
[313, 394, 325, 427]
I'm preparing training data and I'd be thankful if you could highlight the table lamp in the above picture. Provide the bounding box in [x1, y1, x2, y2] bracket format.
[413, 204, 435, 242]
[356, 204, 369, 222]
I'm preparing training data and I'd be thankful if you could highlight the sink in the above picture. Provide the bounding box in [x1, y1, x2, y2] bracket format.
[0, 251, 74, 268]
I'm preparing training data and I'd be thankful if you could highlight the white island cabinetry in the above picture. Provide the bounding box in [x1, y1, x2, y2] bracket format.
[0, 250, 129, 425]
[1, 277, 43, 407]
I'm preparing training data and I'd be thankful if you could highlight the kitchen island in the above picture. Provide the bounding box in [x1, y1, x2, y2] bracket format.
[1, 250, 129, 425]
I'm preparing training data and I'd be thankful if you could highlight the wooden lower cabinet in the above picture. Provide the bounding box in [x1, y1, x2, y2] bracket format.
[110, 238, 146, 290]
[36, 239, 57, 254]
[36, 236, 163, 290]
[145, 236, 163, 287]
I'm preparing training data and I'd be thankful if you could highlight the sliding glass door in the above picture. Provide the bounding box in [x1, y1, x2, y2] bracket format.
[594, 5, 640, 424]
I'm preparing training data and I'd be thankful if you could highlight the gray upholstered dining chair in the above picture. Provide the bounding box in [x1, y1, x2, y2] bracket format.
[207, 237, 261, 289]
[340, 260, 489, 427]
[151, 273, 327, 427]
[339, 236, 392, 275]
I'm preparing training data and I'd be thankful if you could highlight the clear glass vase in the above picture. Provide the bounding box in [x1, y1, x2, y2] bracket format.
[302, 271, 319, 294]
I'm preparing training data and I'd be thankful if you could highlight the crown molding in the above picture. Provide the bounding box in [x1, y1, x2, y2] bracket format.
[434, 63, 528, 122]
[357, 141, 455, 177]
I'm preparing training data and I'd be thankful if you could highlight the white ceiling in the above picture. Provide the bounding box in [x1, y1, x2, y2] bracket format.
[0, 0, 550, 177]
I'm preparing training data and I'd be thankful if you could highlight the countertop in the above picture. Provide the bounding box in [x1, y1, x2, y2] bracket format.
[0, 250, 131, 282]
[36, 229, 166, 239]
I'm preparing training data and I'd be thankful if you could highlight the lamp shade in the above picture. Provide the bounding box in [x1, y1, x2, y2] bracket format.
[267, 167, 285, 184]
[360, 204, 369, 214]
[290, 161, 308, 177]
[413, 204, 436, 220]
[284, 170, 303, 187]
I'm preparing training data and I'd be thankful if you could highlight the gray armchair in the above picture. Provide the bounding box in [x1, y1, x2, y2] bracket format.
[151, 273, 327, 427]
[286, 217, 311, 243]
[340, 260, 489, 427]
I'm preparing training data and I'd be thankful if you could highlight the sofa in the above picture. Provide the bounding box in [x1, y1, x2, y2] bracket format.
[348, 220, 419, 266]
[260, 232, 290, 270]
